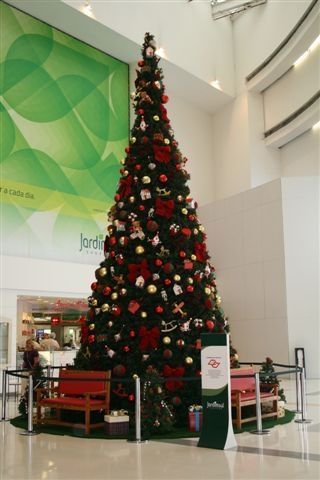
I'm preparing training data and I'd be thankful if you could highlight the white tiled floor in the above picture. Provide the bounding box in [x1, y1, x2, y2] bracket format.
[0, 380, 319, 480]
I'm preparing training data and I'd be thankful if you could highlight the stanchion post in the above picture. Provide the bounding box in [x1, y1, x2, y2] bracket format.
[293, 365, 302, 414]
[295, 367, 312, 424]
[1, 369, 7, 421]
[250, 372, 270, 435]
[20, 373, 39, 436]
[1, 368, 9, 422]
[128, 376, 147, 444]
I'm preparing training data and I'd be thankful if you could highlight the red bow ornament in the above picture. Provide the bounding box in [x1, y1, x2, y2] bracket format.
[194, 242, 208, 262]
[138, 326, 160, 351]
[155, 198, 174, 219]
[127, 259, 151, 283]
[153, 145, 171, 163]
[163, 365, 185, 391]
[119, 175, 133, 198]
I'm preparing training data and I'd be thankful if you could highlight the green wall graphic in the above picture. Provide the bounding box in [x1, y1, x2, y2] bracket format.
[0, 3, 129, 263]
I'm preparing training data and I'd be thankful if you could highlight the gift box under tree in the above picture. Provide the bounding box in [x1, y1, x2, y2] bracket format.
[188, 405, 203, 432]
[104, 411, 129, 436]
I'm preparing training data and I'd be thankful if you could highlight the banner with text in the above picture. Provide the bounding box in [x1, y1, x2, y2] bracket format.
[0, 3, 129, 264]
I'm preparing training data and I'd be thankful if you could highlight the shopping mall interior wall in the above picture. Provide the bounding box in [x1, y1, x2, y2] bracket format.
[281, 175, 319, 378]
[63, 0, 235, 96]
[199, 179, 290, 369]
[232, 0, 312, 94]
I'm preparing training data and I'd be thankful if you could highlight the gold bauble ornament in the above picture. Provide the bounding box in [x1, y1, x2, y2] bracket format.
[140, 311, 148, 318]
[120, 158, 125, 165]
[162, 336, 171, 345]
[185, 356, 193, 365]
[193, 228, 198, 235]
[187, 277, 194, 284]
[130, 137, 136, 144]
[142, 176, 151, 184]
[111, 292, 119, 300]
[198, 225, 205, 232]
[164, 138, 170, 145]
[157, 387, 162, 394]
[101, 303, 110, 312]
[153, 115, 160, 121]
[205, 287, 211, 296]
[135, 245, 145, 255]
[107, 321, 113, 327]
[181, 208, 188, 215]
[99, 267, 107, 277]
[147, 284, 157, 294]
[119, 288, 127, 296]
[89, 323, 95, 330]
[123, 170, 129, 177]
[91, 299, 98, 306]
[129, 196, 135, 203]
[173, 274, 181, 282]
[191, 254, 197, 261]
[177, 195, 183, 202]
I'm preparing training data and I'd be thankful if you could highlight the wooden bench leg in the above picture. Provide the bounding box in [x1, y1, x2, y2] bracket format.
[85, 408, 90, 436]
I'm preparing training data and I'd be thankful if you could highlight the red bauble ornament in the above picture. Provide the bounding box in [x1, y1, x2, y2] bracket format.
[181, 228, 192, 237]
[206, 320, 215, 331]
[159, 174, 168, 183]
[103, 286, 111, 296]
[135, 164, 142, 171]
[116, 256, 124, 265]
[161, 95, 169, 104]
[125, 147, 130, 154]
[163, 349, 173, 359]
[179, 251, 186, 258]
[186, 285, 194, 293]
[111, 305, 122, 316]
[164, 278, 171, 286]
[137, 108, 144, 115]
[129, 330, 136, 338]
[114, 194, 120, 201]
[155, 258, 163, 267]
[155, 305, 164, 314]
[138, 60, 144, 67]
[91, 282, 97, 291]
[188, 215, 195, 221]
[171, 396, 182, 407]
[138, 205, 145, 211]
[110, 251, 116, 258]
[176, 339, 184, 348]
[113, 364, 126, 377]
[109, 236, 117, 246]
[88, 335, 95, 344]
[123, 345, 130, 352]
[147, 220, 159, 232]
[128, 394, 135, 402]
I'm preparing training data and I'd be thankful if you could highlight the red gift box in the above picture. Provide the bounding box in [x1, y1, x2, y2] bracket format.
[188, 411, 203, 432]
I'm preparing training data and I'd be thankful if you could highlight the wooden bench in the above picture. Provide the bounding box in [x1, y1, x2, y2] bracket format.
[230, 367, 278, 430]
[36, 369, 111, 435]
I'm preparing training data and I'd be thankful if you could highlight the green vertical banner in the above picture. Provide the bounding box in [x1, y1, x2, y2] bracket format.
[198, 333, 237, 450]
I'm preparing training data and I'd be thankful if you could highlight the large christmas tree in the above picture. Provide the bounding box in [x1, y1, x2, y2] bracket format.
[75, 33, 228, 425]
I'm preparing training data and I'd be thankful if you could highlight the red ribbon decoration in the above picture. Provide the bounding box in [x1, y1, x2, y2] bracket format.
[127, 259, 151, 283]
[119, 175, 133, 198]
[194, 242, 208, 262]
[153, 145, 171, 163]
[163, 365, 185, 391]
[160, 104, 169, 122]
[138, 326, 160, 351]
[155, 198, 174, 219]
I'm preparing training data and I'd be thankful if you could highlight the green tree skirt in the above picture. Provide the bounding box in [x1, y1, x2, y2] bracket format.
[10, 410, 295, 440]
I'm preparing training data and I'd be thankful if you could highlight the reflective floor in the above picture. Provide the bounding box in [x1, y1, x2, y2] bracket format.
[0, 379, 319, 480]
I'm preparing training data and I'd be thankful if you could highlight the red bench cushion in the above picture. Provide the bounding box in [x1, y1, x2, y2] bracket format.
[58, 370, 107, 396]
[230, 367, 255, 392]
[231, 391, 275, 401]
[41, 397, 105, 407]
